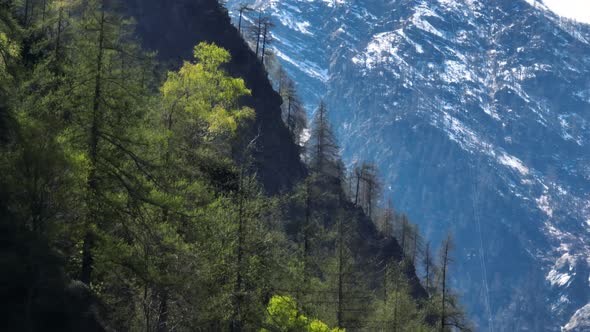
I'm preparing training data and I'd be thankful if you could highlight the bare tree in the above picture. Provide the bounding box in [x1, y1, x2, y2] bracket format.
[248, 10, 263, 57]
[236, 3, 253, 34]
[280, 76, 307, 145]
[423, 241, 434, 294]
[260, 16, 274, 64]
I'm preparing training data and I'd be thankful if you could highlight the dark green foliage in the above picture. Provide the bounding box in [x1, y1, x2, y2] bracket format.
[0, 1, 471, 331]
[0, 210, 106, 332]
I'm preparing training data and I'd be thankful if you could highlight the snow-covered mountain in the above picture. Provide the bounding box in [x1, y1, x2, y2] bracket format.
[227, 0, 590, 330]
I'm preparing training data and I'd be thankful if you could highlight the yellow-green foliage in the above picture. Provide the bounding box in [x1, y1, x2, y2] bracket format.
[161, 42, 254, 137]
[262, 295, 345, 332]
[0, 32, 18, 76]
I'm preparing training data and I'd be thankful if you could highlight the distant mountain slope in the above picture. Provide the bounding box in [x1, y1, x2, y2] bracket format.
[225, 0, 590, 330]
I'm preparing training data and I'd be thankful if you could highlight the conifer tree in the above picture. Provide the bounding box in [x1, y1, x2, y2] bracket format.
[423, 241, 435, 294]
[377, 200, 395, 238]
[0, 1, 472, 330]
[307, 101, 340, 178]
[371, 261, 432, 331]
[352, 161, 381, 218]
[433, 234, 472, 332]
[280, 76, 307, 145]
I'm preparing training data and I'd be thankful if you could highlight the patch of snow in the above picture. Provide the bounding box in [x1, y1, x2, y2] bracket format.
[483, 104, 501, 120]
[320, 0, 347, 8]
[441, 60, 475, 83]
[563, 303, 590, 331]
[398, 29, 424, 54]
[273, 49, 328, 82]
[498, 153, 530, 176]
[552, 295, 572, 312]
[411, 4, 444, 38]
[276, 12, 313, 35]
[547, 269, 572, 287]
[438, 112, 485, 153]
[537, 195, 554, 218]
[558, 114, 584, 146]
[523, 0, 549, 11]
[352, 32, 407, 70]
[300, 128, 311, 144]
[296, 21, 312, 35]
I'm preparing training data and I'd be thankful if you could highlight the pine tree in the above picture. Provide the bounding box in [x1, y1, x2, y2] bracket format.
[439, 234, 452, 331]
[423, 241, 435, 294]
[321, 210, 371, 330]
[377, 200, 395, 238]
[280, 76, 307, 145]
[0, 1, 473, 330]
[434, 234, 472, 332]
[307, 101, 339, 178]
[371, 261, 431, 331]
[352, 161, 381, 218]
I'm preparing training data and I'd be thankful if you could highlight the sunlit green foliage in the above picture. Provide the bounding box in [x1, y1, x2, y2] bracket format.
[262, 295, 345, 332]
[161, 42, 254, 137]
[0, 1, 470, 331]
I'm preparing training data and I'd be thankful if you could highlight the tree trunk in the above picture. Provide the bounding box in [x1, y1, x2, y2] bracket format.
[336, 216, 344, 328]
[81, 4, 106, 285]
[261, 23, 268, 64]
[401, 222, 407, 256]
[441, 242, 449, 332]
[156, 290, 169, 332]
[303, 178, 311, 284]
[286, 95, 293, 133]
[367, 181, 373, 218]
[24, 0, 30, 26]
[383, 263, 388, 305]
[55, 8, 63, 60]
[254, 12, 262, 57]
[232, 169, 246, 332]
[393, 275, 399, 332]
[42, 0, 47, 22]
[238, 11, 243, 33]
[425, 243, 430, 292]
[354, 173, 360, 205]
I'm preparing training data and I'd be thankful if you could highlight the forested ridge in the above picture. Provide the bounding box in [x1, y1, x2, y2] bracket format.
[0, 0, 470, 331]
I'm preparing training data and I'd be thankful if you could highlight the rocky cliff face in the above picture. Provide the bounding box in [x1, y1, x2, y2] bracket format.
[226, 0, 590, 330]
[122, 0, 306, 194]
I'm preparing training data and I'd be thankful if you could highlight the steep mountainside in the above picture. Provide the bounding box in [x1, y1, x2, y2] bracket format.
[226, 0, 590, 330]
[122, 0, 428, 318]
[122, 0, 305, 194]
[0, 0, 439, 329]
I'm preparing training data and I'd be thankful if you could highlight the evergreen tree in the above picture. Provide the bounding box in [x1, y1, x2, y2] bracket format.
[351, 161, 381, 218]
[280, 76, 307, 146]
[423, 241, 435, 294]
[307, 101, 339, 179]
[0, 1, 472, 330]
[371, 261, 433, 331]
[432, 234, 472, 332]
